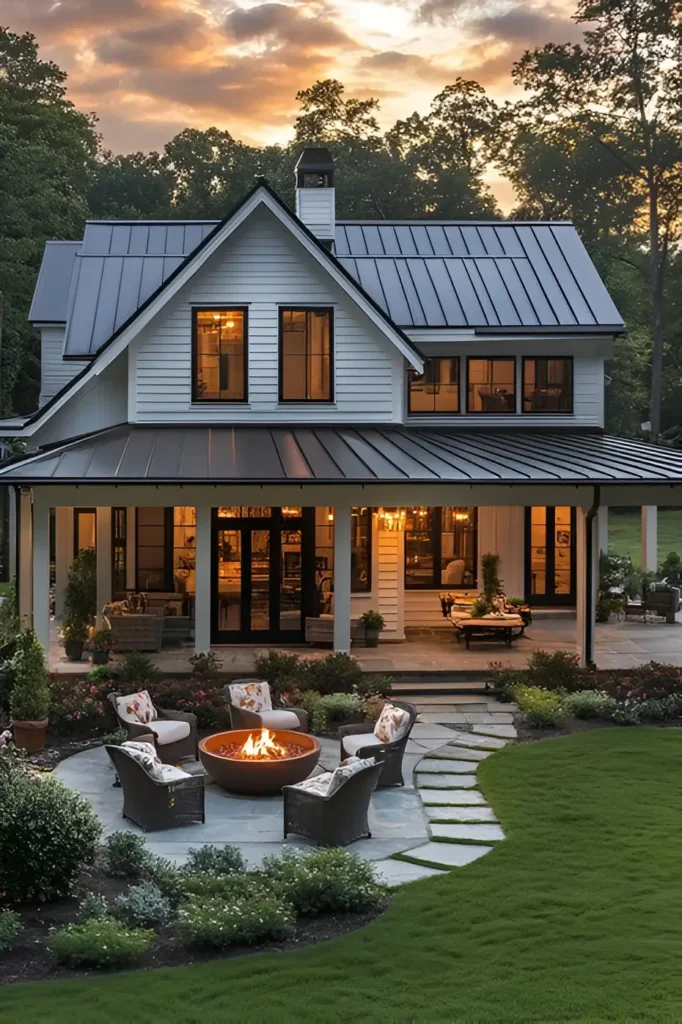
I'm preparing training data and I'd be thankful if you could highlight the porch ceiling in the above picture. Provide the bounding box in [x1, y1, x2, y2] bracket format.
[2, 425, 682, 486]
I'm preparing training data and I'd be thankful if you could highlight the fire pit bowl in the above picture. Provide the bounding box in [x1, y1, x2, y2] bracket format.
[199, 728, 321, 795]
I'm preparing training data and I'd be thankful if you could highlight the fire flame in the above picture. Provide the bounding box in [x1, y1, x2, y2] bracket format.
[239, 728, 288, 760]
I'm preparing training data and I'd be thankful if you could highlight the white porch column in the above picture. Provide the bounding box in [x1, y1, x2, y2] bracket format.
[125, 506, 136, 590]
[576, 506, 598, 668]
[641, 506, 658, 572]
[54, 507, 74, 617]
[194, 506, 211, 653]
[96, 507, 112, 623]
[8, 486, 17, 582]
[597, 506, 609, 555]
[32, 495, 50, 652]
[18, 488, 33, 630]
[333, 504, 352, 653]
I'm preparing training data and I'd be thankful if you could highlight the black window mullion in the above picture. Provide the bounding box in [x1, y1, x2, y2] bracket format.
[432, 507, 442, 587]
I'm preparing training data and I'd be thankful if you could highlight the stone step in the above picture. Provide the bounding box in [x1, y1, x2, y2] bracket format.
[430, 823, 505, 842]
[416, 774, 478, 789]
[426, 747, 491, 762]
[419, 790, 487, 806]
[472, 724, 518, 740]
[376, 858, 449, 885]
[403, 841, 494, 868]
[425, 805, 498, 823]
[449, 735, 509, 750]
[416, 759, 478, 774]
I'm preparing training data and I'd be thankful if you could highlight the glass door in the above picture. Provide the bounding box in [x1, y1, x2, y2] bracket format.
[525, 506, 576, 606]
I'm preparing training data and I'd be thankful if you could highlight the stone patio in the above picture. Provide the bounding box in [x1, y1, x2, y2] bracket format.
[55, 700, 517, 885]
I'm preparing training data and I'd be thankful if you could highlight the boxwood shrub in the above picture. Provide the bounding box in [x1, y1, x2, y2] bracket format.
[513, 684, 565, 728]
[50, 918, 154, 968]
[262, 848, 387, 916]
[177, 894, 294, 949]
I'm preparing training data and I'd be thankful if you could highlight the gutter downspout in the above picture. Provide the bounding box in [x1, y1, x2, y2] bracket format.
[585, 484, 601, 669]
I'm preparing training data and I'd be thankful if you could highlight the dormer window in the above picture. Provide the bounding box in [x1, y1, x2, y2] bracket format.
[193, 308, 247, 402]
[279, 308, 333, 402]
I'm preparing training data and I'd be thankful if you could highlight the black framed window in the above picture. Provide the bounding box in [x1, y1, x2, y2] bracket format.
[279, 308, 333, 402]
[522, 357, 573, 413]
[136, 507, 172, 591]
[408, 358, 459, 414]
[467, 358, 516, 413]
[405, 507, 477, 589]
[351, 507, 371, 593]
[112, 508, 127, 593]
[193, 308, 247, 402]
[74, 508, 96, 552]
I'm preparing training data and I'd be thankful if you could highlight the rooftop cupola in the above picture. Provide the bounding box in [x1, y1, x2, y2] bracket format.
[295, 147, 336, 247]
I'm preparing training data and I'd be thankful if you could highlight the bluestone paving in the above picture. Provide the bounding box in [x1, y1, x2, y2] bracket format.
[472, 724, 518, 739]
[450, 735, 508, 749]
[415, 773, 478, 788]
[415, 759, 478, 774]
[425, 805, 498, 823]
[376, 859, 448, 885]
[419, 790, 487, 806]
[428, 746, 491, 762]
[404, 842, 494, 868]
[429, 823, 505, 842]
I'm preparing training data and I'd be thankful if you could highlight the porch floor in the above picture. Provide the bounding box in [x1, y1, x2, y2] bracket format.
[49, 612, 682, 675]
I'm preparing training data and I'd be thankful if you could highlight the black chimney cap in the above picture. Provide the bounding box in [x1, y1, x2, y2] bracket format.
[295, 147, 335, 173]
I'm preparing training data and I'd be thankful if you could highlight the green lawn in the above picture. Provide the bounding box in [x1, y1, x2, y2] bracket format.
[608, 507, 682, 565]
[3, 729, 682, 1022]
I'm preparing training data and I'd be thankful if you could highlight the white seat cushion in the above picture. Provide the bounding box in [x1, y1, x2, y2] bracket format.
[342, 732, 384, 757]
[149, 719, 191, 745]
[259, 709, 301, 730]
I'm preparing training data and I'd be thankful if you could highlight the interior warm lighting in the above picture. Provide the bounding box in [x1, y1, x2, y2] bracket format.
[327, 511, 334, 523]
[455, 511, 470, 522]
[377, 507, 407, 531]
[225, 320, 235, 328]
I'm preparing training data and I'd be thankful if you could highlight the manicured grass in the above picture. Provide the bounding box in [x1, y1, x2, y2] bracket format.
[608, 507, 682, 564]
[3, 729, 682, 1022]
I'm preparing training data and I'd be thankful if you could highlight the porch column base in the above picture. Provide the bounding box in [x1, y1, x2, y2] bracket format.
[576, 505, 598, 668]
[194, 506, 211, 653]
[32, 496, 50, 653]
[96, 507, 112, 625]
[333, 505, 351, 653]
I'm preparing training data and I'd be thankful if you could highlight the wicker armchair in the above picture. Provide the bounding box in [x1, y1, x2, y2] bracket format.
[283, 759, 384, 846]
[105, 744, 205, 831]
[339, 700, 417, 787]
[225, 680, 309, 733]
[108, 691, 198, 763]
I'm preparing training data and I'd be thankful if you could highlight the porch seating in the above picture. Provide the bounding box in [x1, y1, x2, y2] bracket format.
[453, 614, 526, 649]
[283, 756, 383, 846]
[625, 584, 681, 624]
[339, 700, 417, 787]
[108, 690, 198, 762]
[109, 613, 164, 652]
[105, 741, 205, 831]
[226, 680, 309, 732]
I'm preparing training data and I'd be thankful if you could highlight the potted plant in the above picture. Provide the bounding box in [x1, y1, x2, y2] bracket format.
[9, 630, 51, 752]
[89, 626, 114, 666]
[358, 610, 385, 648]
[60, 619, 90, 662]
[481, 553, 501, 606]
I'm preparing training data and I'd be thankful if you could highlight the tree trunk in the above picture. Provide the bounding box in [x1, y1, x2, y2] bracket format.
[648, 185, 665, 445]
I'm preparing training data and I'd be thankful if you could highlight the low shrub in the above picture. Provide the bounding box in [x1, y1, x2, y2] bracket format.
[146, 856, 185, 906]
[49, 674, 115, 736]
[104, 831, 151, 879]
[9, 628, 50, 723]
[354, 673, 393, 698]
[601, 661, 682, 702]
[513, 685, 565, 728]
[178, 872, 274, 901]
[189, 651, 223, 680]
[78, 891, 109, 921]
[147, 678, 230, 730]
[304, 652, 364, 695]
[310, 691, 364, 733]
[176, 893, 294, 949]
[610, 700, 644, 726]
[184, 844, 246, 876]
[0, 774, 101, 902]
[563, 690, 617, 719]
[254, 649, 304, 694]
[615, 693, 682, 724]
[117, 651, 162, 689]
[262, 848, 386, 916]
[115, 882, 172, 928]
[488, 663, 526, 702]
[50, 918, 154, 968]
[0, 908, 22, 951]
[526, 650, 583, 692]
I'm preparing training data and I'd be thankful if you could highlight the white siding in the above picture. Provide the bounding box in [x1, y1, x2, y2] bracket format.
[39, 327, 89, 406]
[33, 353, 128, 448]
[131, 208, 402, 423]
[376, 530, 404, 640]
[296, 188, 335, 239]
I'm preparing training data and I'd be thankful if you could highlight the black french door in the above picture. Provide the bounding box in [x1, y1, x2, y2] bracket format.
[524, 506, 576, 606]
[211, 507, 316, 643]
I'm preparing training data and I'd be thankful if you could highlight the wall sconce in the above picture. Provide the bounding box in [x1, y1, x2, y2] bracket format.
[327, 510, 334, 523]
[377, 507, 407, 531]
[454, 511, 470, 522]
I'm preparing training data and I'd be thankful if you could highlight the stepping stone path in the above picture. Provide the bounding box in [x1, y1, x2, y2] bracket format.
[376, 708, 518, 881]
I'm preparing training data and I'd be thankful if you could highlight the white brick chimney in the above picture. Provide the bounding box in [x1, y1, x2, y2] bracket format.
[295, 147, 336, 247]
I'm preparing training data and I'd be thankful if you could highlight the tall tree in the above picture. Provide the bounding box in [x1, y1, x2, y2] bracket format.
[509, 0, 682, 442]
[0, 27, 98, 414]
[294, 79, 380, 143]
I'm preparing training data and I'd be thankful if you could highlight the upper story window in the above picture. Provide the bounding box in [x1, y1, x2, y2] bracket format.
[193, 308, 247, 402]
[467, 358, 516, 414]
[523, 358, 573, 414]
[408, 358, 459, 414]
[280, 308, 333, 402]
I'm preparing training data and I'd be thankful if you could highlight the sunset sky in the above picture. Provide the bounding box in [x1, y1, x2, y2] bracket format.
[4, 0, 580, 157]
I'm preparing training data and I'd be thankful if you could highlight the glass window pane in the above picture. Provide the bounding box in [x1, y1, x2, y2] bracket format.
[250, 530, 270, 631]
[554, 507, 572, 594]
[76, 510, 96, 551]
[523, 358, 572, 413]
[195, 310, 245, 401]
[405, 507, 433, 588]
[136, 507, 167, 590]
[281, 529, 302, 631]
[315, 507, 334, 614]
[218, 529, 241, 631]
[467, 359, 515, 413]
[409, 358, 459, 414]
[351, 507, 371, 592]
[173, 506, 196, 596]
[440, 507, 476, 587]
[281, 309, 332, 401]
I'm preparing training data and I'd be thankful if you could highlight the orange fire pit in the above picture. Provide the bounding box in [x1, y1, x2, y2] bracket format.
[199, 728, 321, 795]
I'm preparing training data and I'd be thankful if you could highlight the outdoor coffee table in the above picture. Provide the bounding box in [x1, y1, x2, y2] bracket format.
[453, 614, 526, 649]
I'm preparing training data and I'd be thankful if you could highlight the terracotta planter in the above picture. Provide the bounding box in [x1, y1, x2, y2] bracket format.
[91, 648, 110, 666]
[64, 639, 84, 662]
[13, 719, 49, 753]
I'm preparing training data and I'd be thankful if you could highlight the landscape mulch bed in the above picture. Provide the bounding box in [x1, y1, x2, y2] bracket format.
[1, 865, 389, 986]
[514, 716, 617, 744]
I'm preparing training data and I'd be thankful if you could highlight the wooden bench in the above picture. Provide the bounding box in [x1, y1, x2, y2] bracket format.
[453, 615, 526, 650]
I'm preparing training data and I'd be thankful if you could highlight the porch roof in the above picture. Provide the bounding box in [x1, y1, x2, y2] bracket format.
[2, 425, 682, 486]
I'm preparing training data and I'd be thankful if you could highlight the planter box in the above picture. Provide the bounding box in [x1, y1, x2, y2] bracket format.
[305, 617, 366, 646]
[110, 614, 164, 652]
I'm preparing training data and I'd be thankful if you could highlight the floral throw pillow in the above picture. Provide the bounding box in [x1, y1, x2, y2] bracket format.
[121, 739, 162, 778]
[327, 756, 376, 798]
[229, 681, 272, 713]
[292, 771, 333, 796]
[374, 703, 410, 744]
[122, 690, 155, 725]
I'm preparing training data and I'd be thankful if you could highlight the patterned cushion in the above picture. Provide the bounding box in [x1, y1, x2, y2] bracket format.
[374, 703, 410, 744]
[117, 690, 156, 726]
[291, 771, 333, 796]
[155, 763, 192, 783]
[229, 681, 272, 713]
[327, 756, 376, 798]
[121, 739, 161, 777]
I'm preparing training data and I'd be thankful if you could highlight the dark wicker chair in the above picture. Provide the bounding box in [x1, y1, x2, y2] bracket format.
[105, 744, 205, 831]
[339, 700, 418, 788]
[224, 680, 309, 733]
[283, 759, 384, 846]
[108, 692, 198, 763]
